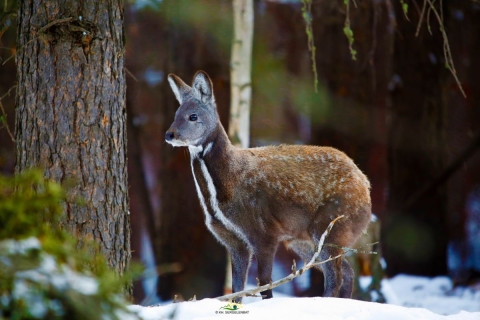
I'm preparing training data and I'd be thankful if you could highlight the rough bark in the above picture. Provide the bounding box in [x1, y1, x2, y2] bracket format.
[15, 0, 130, 274]
[229, 0, 253, 148]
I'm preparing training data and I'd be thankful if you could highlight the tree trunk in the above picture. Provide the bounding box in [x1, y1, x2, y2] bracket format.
[229, 0, 253, 148]
[223, 0, 254, 294]
[15, 0, 130, 274]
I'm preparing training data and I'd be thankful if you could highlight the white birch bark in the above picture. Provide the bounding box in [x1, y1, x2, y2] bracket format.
[229, 0, 254, 148]
[224, 0, 254, 294]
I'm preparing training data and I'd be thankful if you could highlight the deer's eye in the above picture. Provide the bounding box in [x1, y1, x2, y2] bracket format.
[189, 114, 198, 122]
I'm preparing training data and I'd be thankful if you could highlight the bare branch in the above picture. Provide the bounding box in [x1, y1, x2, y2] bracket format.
[125, 67, 139, 82]
[37, 17, 74, 34]
[0, 84, 16, 102]
[415, 0, 428, 36]
[307, 215, 344, 265]
[415, 0, 466, 97]
[216, 215, 345, 302]
[0, 84, 17, 142]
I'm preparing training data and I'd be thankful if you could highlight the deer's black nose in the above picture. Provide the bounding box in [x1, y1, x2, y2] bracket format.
[165, 131, 175, 141]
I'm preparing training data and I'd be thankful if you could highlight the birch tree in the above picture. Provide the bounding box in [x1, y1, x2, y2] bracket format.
[223, 0, 255, 294]
[229, 0, 254, 148]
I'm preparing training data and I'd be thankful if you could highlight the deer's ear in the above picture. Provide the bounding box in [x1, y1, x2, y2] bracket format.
[192, 70, 214, 104]
[168, 73, 190, 104]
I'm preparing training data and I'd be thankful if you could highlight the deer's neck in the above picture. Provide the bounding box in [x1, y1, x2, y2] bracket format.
[188, 124, 252, 245]
[188, 123, 238, 203]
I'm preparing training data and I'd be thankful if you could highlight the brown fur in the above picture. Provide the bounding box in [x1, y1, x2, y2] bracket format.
[165, 71, 372, 301]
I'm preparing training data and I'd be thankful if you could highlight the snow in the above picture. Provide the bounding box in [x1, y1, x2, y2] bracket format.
[53, 267, 99, 295]
[4, 237, 479, 320]
[2, 237, 100, 318]
[129, 297, 480, 320]
[380, 274, 480, 315]
[128, 275, 480, 320]
[14, 253, 99, 296]
[0, 236, 41, 254]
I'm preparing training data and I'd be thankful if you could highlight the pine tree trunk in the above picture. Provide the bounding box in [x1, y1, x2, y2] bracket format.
[229, 0, 253, 148]
[15, 0, 130, 274]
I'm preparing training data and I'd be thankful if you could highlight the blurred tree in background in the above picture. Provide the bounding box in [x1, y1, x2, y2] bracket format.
[1, 0, 480, 304]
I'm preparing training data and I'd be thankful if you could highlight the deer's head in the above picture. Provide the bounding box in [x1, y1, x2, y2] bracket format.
[165, 71, 218, 147]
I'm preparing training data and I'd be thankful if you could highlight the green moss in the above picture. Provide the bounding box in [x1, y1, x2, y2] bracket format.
[400, 0, 409, 17]
[343, 0, 357, 61]
[301, 0, 319, 92]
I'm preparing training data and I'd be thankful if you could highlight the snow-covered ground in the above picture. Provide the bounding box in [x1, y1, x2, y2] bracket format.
[129, 297, 479, 320]
[128, 274, 480, 320]
[379, 274, 480, 315]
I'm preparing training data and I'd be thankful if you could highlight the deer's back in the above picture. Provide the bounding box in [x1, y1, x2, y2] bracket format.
[237, 145, 371, 216]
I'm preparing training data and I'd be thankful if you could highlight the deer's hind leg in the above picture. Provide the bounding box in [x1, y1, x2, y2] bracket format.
[311, 221, 355, 298]
[339, 259, 354, 298]
[286, 236, 353, 298]
[318, 244, 344, 297]
[285, 240, 326, 294]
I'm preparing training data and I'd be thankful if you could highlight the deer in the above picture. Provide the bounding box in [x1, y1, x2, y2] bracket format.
[165, 71, 372, 301]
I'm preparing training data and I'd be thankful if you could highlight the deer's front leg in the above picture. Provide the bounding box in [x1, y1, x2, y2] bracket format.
[209, 220, 251, 302]
[230, 245, 251, 296]
[254, 242, 277, 299]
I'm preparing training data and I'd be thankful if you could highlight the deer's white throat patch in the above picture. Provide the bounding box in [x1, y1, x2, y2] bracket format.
[188, 145, 203, 157]
[203, 142, 213, 157]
